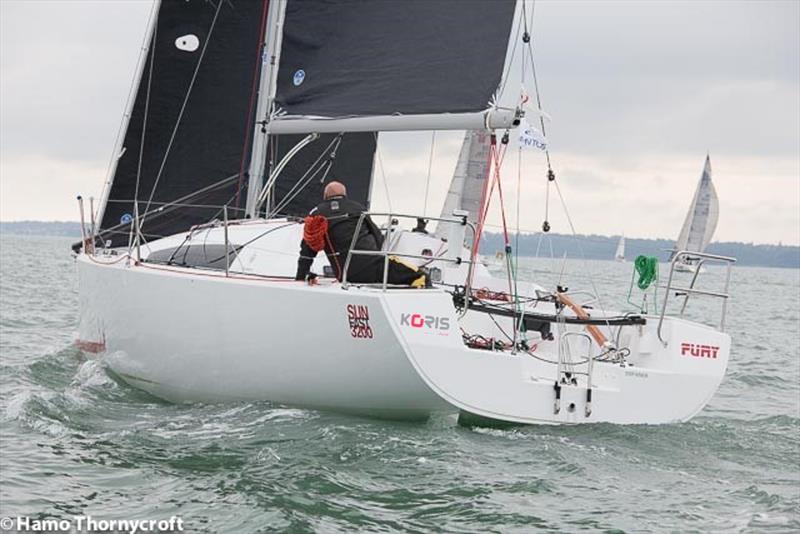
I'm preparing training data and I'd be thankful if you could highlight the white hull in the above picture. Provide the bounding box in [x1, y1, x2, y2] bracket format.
[77, 220, 731, 425]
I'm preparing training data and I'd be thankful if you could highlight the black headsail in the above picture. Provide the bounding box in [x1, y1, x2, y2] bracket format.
[98, 0, 268, 245]
[260, 0, 516, 217]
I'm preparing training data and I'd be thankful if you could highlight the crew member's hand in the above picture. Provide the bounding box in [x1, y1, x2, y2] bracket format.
[307, 273, 318, 286]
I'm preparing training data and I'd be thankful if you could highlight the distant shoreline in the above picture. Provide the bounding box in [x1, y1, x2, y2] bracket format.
[2, 220, 798, 269]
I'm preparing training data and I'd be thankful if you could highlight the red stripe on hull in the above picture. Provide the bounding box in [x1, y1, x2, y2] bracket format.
[75, 339, 106, 354]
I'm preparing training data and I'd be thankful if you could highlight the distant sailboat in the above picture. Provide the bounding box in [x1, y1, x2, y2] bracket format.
[615, 235, 626, 262]
[671, 155, 719, 273]
[435, 131, 504, 268]
[435, 130, 492, 245]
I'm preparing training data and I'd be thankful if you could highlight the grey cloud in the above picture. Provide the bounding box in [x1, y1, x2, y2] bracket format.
[1, 0, 797, 244]
[0, 1, 152, 162]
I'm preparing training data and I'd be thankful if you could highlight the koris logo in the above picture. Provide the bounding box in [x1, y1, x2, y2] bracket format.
[400, 313, 450, 331]
[681, 342, 720, 359]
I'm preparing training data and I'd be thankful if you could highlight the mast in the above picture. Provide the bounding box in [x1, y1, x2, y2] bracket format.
[246, 0, 287, 218]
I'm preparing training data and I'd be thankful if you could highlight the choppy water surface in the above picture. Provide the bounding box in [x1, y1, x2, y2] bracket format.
[1, 235, 798, 532]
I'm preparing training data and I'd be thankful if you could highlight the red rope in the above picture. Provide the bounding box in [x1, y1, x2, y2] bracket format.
[303, 215, 343, 279]
[473, 139, 508, 255]
[491, 142, 515, 298]
[470, 135, 496, 255]
[303, 215, 329, 252]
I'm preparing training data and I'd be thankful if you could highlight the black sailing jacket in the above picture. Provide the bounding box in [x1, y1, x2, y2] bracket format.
[295, 195, 385, 282]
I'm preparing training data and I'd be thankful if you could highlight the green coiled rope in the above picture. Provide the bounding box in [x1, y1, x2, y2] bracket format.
[627, 255, 659, 312]
[634, 255, 659, 290]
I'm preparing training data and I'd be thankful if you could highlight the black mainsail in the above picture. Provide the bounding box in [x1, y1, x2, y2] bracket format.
[257, 0, 516, 215]
[273, 0, 517, 117]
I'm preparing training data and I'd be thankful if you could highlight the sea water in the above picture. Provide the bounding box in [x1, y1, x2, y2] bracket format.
[1, 235, 798, 532]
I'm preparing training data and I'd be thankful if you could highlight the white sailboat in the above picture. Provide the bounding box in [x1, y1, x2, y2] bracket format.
[615, 235, 626, 262]
[435, 130, 492, 241]
[74, 0, 735, 425]
[433, 130, 500, 268]
[671, 155, 720, 273]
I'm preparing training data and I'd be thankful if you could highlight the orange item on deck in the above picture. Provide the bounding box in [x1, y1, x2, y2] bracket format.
[303, 215, 329, 252]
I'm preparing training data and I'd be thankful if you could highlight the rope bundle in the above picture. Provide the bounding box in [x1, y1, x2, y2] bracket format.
[303, 215, 329, 252]
[634, 255, 659, 290]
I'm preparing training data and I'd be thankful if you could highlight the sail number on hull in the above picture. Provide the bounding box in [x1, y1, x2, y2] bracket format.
[347, 304, 373, 339]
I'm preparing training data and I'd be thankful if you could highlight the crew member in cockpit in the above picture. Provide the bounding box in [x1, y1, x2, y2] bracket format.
[295, 181, 427, 287]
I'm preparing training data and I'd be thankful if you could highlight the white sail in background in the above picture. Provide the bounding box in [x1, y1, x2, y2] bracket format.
[435, 130, 492, 245]
[674, 155, 719, 256]
[615, 235, 626, 261]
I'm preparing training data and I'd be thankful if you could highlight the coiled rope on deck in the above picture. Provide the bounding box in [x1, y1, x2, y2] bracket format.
[303, 215, 329, 252]
[634, 255, 659, 290]
[628, 254, 659, 313]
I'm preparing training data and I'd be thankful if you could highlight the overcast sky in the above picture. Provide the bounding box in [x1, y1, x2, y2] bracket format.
[1, 0, 798, 245]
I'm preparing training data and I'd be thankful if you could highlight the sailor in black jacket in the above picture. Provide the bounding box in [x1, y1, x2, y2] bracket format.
[295, 182, 426, 286]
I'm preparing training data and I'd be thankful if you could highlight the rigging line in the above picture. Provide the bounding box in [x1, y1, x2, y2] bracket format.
[205, 183, 253, 224]
[235, 0, 271, 209]
[422, 131, 436, 217]
[141, 0, 223, 225]
[545, 171, 551, 223]
[474, 143, 508, 247]
[130, 8, 159, 251]
[527, 62, 551, 170]
[268, 135, 342, 217]
[522, 0, 611, 343]
[490, 143, 519, 347]
[106, 200, 247, 212]
[469, 142, 508, 288]
[270, 161, 330, 217]
[468, 135, 497, 275]
[523, 0, 551, 171]
[97, 0, 158, 225]
[495, 0, 525, 102]
[373, 133, 393, 213]
[513, 8, 531, 336]
[552, 179, 614, 342]
[103, 173, 240, 241]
